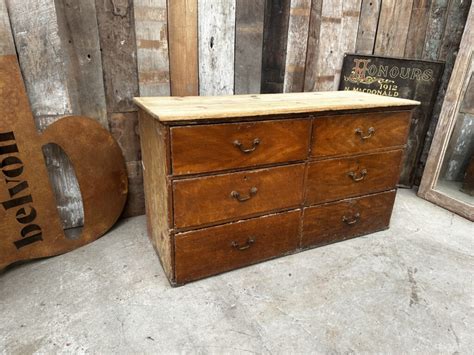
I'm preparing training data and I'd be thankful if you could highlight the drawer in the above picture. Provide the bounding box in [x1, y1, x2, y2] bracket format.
[175, 210, 300, 283]
[306, 150, 403, 204]
[173, 164, 305, 229]
[311, 111, 410, 158]
[302, 190, 396, 248]
[170, 119, 311, 175]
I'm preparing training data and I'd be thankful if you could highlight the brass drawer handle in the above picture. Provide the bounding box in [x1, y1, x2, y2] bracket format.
[231, 187, 258, 202]
[355, 127, 375, 140]
[233, 138, 260, 153]
[232, 237, 255, 251]
[348, 169, 367, 182]
[342, 213, 360, 225]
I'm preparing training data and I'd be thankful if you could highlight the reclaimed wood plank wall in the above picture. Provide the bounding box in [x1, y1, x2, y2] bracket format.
[1, 0, 471, 228]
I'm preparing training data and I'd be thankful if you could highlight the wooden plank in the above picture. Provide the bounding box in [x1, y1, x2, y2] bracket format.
[283, 0, 311, 92]
[122, 160, 145, 218]
[337, 0, 362, 85]
[198, 0, 236, 95]
[95, 0, 139, 112]
[167, 0, 198, 96]
[355, 0, 381, 54]
[422, 0, 449, 60]
[8, 0, 108, 228]
[313, 0, 343, 91]
[303, 0, 323, 91]
[234, 0, 265, 94]
[416, 0, 471, 184]
[134, 0, 170, 97]
[261, 0, 291, 93]
[0, 0, 14, 55]
[418, 5, 473, 221]
[134, 91, 419, 122]
[374, 0, 414, 56]
[404, 0, 431, 59]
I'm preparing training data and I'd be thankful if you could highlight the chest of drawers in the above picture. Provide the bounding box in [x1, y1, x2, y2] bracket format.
[134, 91, 419, 286]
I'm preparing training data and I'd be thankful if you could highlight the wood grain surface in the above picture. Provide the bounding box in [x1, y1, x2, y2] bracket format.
[175, 210, 300, 284]
[198, 0, 236, 95]
[134, 91, 419, 122]
[171, 119, 311, 175]
[167, 0, 198, 96]
[306, 150, 403, 204]
[355, 0, 381, 54]
[311, 111, 411, 157]
[234, 0, 265, 94]
[173, 164, 305, 229]
[302, 190, 396, 248]
[134, 0, 170, 96]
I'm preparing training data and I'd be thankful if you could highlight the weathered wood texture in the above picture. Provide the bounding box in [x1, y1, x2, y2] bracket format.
[134, 0, 170, 97]
[1, 0, 470, 230]
[167, 0, 198, 96]
[418, 5, 474, 221]
[198, 0, 236, 95]
[0, 0, 14, 55]
[355, 0, 381, 54]
[261, 0, 291, 93]
[283, 0, 311, 92]
[234, 0, 265, 94]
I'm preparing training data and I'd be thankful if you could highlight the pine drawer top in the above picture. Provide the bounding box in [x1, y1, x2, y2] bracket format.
[134, 91, 420, 123]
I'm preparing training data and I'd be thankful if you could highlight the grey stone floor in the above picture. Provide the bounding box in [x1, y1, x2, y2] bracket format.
[0, 189, 473, 354]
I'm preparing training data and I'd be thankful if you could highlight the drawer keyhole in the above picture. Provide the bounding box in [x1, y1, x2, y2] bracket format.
[233, 138, 260, 153]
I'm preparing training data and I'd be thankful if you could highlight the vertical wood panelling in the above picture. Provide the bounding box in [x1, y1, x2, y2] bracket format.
[261, 0, 291, 93]
[283, 0, 311, 92]
[198, 0, 236, 95]
[374, 0, 414, 56]
[422, 0, 449, 60]
[313, 0, 343, 91]
[337, 0, 362, 85]
[8, 0, 107, 228]
[167, 0, 198, 96]
[404, 0, 431, 59]
[234, 0, 265, 94]
[95, 0, 139, 112]
[303, 0, 323, 91]
[355, 0, 381, 54]
[0, 0, 14, 55]
[134, 0, 170, 97]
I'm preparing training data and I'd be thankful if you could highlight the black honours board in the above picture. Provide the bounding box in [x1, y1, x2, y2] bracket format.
[339, 54, 444, 187]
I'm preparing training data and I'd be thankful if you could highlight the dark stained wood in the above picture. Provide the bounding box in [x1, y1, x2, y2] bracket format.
[461, 154, 474, 196]
[311, 111, 411, 158]
[138, 111, 173, 279]
[306, 150, 403, 204]
[261, 0, 291, 93]
[121, 160, 145, 218]
[173, 164, 305, 229]
[95, 0, 139, 113]
[302, 190, 396, 248]
[234, 0, 265, 94]
[171, 119, 311, 175]
[175, 210, 300, 284]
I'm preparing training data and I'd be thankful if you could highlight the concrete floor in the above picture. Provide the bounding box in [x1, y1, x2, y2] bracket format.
[0, 189, 472, 354]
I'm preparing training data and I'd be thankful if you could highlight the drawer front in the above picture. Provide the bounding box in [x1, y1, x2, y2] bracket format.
[311, 111, 410, 157]
[171, 119, 311, 175]
[175, 210, 300, 283]
[173, 164, 305, 229]
[306, 150, 403, 204]
[302, 190, 396, 248]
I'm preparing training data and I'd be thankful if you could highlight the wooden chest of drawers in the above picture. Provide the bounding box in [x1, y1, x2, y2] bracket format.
[134, 91, 419, 286]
